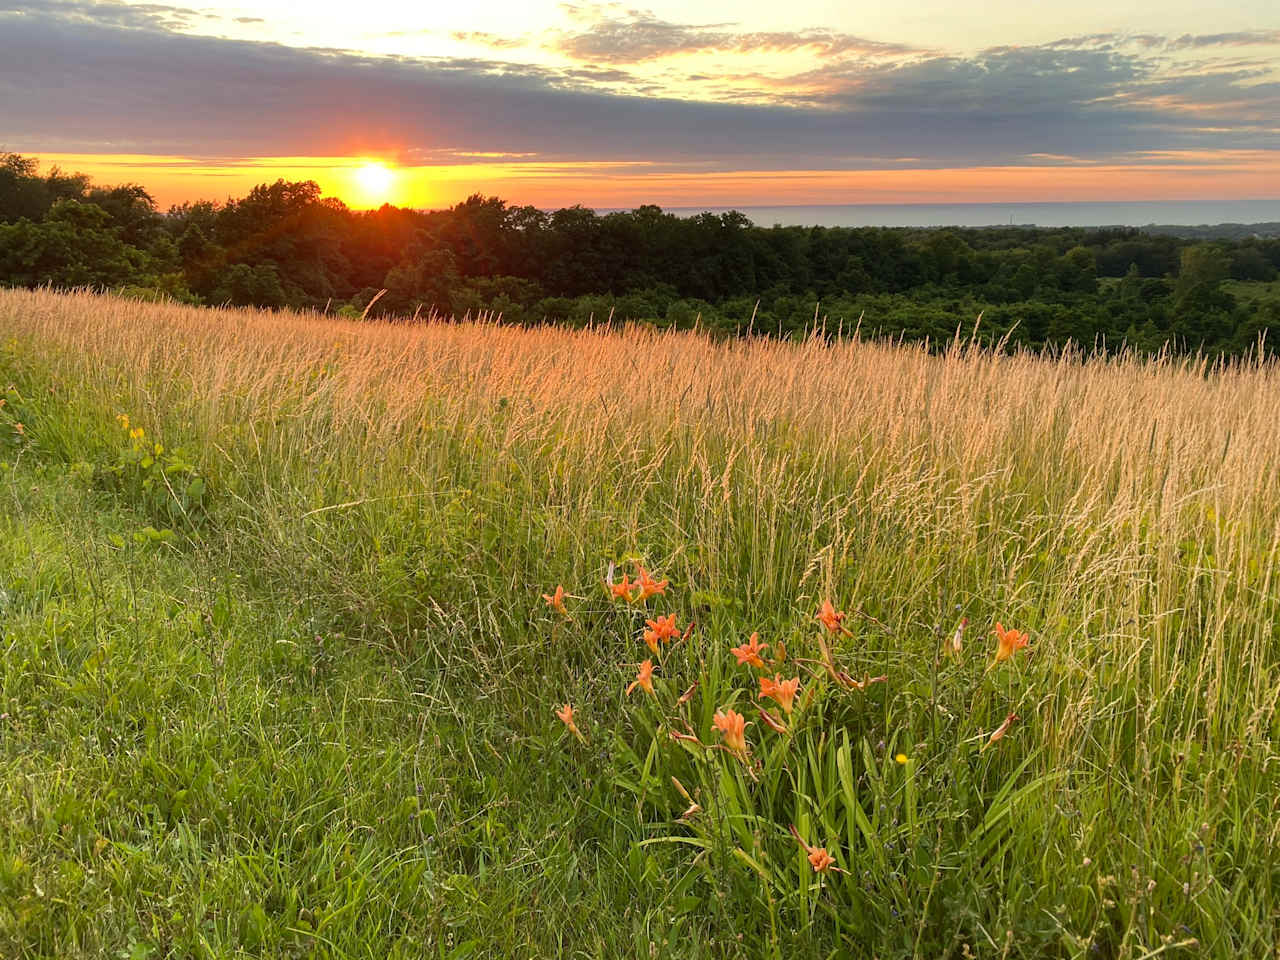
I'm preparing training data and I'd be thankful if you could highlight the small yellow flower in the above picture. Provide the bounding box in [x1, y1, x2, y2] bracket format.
[895, 753, 909, 765]
[116, 413, 130, 430]
[129, 427, 145, 441]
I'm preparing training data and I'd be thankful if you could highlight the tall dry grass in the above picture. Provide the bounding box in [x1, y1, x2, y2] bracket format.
[3, 287, 1278, 954]
[7, 287, 1280, 724]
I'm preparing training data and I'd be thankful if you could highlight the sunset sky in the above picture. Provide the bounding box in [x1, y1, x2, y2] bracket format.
[2, 0, 1279, 209]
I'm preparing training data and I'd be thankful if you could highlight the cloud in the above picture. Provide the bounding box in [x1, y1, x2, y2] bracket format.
[0, 0, 209, 31]
[548, 8, 921, 63]
[1038, 31, 1280, 52]
[451, 30, 528, 50]
[1166, 30, 1280, 50]
[0, 2, 1276, 174]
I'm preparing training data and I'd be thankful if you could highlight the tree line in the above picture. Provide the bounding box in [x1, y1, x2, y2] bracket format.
[3, 152, 1279, 354]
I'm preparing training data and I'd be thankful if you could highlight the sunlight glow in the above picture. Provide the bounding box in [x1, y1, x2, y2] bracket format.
[350, 161, 397, 207]
[20, 152, 1280, 211]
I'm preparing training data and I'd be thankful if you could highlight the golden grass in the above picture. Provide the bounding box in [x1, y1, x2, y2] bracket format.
[8, 286, 1279, 728]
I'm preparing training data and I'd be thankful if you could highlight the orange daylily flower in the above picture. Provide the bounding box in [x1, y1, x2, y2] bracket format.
[642, 614, 681, 654]
[712, 708, 749, 755]
[817, 601, 851, 635]
[627, 659, 656, 697]
[730, 632, 769, 669]
[993, 622, 1030, 662]
[757, 704, 788, 734]
[606, 573, 635, 602]
[789, 824, 839, 873]
[634, 564, 669, 600]
[759, 674, 801, 715]
[982, 712, 1019, 751]
[555, 702, 586, 742]
[541, 585, 568, 616]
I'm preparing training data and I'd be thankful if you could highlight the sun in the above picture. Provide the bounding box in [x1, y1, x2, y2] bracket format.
[352, 161, 396, 205]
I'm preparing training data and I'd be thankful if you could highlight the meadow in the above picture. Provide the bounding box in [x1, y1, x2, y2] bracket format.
[0, 287, 1277, 958]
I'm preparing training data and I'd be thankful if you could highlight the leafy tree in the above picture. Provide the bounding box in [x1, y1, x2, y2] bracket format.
[0, 152, 1276, 356]
[210, 263, 288, 308]
[0, 199, 147, 287]
[382, 243, 460, 316]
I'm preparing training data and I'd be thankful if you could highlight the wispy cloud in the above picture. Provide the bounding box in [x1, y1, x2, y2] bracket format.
[545, 6, 923, 63]
[0, 0, 211, 31]
[1166, 30, 1280, 50]
[451, 30, 529, 50]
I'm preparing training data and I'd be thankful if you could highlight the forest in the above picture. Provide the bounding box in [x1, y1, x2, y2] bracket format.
[3, 152, 1279, 353]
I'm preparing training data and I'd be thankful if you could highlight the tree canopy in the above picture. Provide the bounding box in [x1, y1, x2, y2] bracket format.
[2, 153, 1278, 355]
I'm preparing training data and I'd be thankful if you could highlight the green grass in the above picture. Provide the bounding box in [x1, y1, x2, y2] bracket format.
[1223, 278, 1280, 307]
[1, 289, 1278, 958]
[0, 456, 680, 958]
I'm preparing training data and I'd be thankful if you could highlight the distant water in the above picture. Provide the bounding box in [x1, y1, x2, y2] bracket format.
[641, 199, 1280, 229]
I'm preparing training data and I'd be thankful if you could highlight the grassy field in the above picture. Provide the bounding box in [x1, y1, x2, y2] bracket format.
[0, 288, 1277, 959]
[1223, 279, 1280, 310]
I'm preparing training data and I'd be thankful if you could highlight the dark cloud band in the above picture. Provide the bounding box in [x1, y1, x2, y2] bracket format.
[1, 2, 1276, 168]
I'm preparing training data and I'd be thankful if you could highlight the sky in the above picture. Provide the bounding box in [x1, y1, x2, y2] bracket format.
[1, 0, 1279, 209]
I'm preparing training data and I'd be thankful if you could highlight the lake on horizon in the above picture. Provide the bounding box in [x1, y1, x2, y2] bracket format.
[612, 199, 1280, 229]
